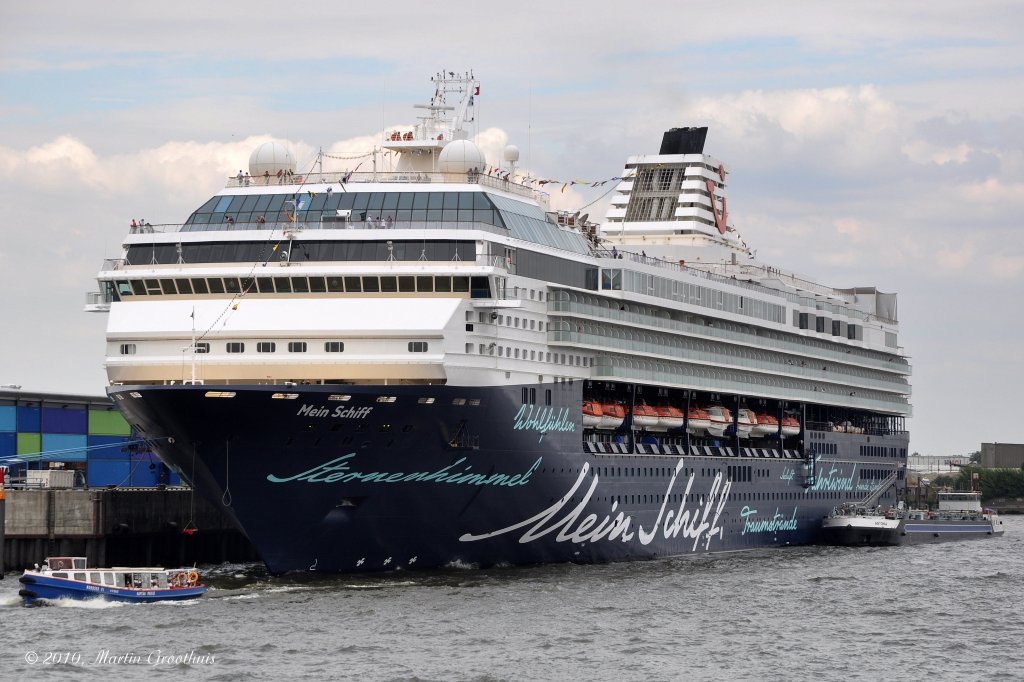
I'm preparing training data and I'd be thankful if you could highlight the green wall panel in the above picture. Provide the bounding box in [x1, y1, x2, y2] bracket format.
[88, 409, 131, 436]
[17, 432, 41, 459]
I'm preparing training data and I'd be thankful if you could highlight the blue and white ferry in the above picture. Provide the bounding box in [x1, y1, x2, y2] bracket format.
[19, 557, 206, 605]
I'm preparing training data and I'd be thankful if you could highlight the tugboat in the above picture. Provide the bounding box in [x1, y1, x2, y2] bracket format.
[19, 557, 206, 605]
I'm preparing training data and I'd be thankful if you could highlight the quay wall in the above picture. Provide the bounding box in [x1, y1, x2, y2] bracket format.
[1, 487, 258, 574]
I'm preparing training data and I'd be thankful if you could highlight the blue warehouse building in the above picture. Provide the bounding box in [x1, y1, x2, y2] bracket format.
[0, 389, 179, 488]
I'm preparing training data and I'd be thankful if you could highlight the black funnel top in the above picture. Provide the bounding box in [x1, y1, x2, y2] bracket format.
[659, 127, 708, 155]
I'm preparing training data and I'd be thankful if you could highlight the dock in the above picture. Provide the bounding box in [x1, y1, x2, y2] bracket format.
[1, 486, 257, 576]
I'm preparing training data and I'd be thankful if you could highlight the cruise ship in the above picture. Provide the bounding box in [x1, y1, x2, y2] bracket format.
[86, 72, 912, 574]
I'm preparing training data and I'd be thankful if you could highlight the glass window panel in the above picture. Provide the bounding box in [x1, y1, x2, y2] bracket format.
[412, 193, 429, 209]
[207, 278, 225, 294]
[425, 209, 442, 222]
[241, 195, 260, 211]
[223, 278, 241, 294]
[397, 193, 414, 209]
[344, 276, 362, 292]
[291, 277, 309, 293]
[473, 193, 491, 209]
[351, 193, 369, 210]
[175, 278, 193, 294]
[452, 276, 469, 292]
[254, 194, 272, 212]
[256, 277, 273, 293]
[427, 192, 444, 209]
[367, 193, 384, 210]
[382, 193, 399, 210]
[473, 209, 493, 224]
[326, 276, 344, 292]
[394, 209, 411, 222]
[160, 279, 177, 295]
[435, 276, 451, 292]
[214, 196, 232, 212]
[338, 193, 355, 209]
[379, 276, 397, 292]
[192, 278, 209, 294]
[325, 193, 341, 211]
[227, 196, 246, 212]
[196, 196, 221, 213]
[457, 209, 474, 222]
[362, 276, 380, 292]
[273, 277, 291, 293]
[443, 193, 459, 209]
[411, 208, 427, 221]
[398, 276, 415, 292]
[416, 276, 433, 292]
[441, 209, 459, 222]
[309, 193, 327, 211]
[308, 276, 326, 292]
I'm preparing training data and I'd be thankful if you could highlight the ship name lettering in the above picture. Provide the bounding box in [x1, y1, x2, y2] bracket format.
[295, 404, 373, 419]
[459, 460, 730, 551]
[739, 506, 799, 534]
[267, 454, 541, 488]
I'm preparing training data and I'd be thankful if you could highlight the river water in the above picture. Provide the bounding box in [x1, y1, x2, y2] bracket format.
[2, 516, 1020, 681]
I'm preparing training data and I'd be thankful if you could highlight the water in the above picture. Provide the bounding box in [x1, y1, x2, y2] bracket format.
[3, 517, 1021, 681]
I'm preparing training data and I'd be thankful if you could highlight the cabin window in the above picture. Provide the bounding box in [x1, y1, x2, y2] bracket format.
[325, 342, 345, 353]
[288, 342, 307, 353]
[74, 572, 86, 582]
[408, 342, 428, 353]
[257, 342, 276, 353]
[53, 572, 68, 579]
[120, 343, 137, 355]
[90, 572, 101, 584]
[227, 342, 245, 353]
[103, 573, 115, 586]
[194, 342, 210, 354]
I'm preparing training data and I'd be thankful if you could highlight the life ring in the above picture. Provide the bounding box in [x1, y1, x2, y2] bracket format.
[186, 570, 199, 586]
[172, 571, 186, 588]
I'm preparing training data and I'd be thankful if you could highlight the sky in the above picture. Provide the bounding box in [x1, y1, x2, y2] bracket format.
[0, 1, 1021, 458]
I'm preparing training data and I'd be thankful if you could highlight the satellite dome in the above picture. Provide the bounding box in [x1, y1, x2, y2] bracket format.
[503, 145, 520, 163]
[248, 141, 296, 177]
[438, 139, 486, 174]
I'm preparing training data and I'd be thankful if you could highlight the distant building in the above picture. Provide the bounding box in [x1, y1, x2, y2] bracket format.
[980, 443, 1024, 469]
[0, 389, 179, 488]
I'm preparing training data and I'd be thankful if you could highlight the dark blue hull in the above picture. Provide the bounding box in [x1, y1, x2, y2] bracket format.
[111, 383, 906, 574]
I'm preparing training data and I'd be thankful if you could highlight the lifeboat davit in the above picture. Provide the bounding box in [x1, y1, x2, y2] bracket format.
[654, 405, 685, 432]
[632, 404, 660, 431]
[686, 406, 711, 436]
[599, 403, 626, 430]
[781, 416, 801, 438]
[582, 401, 603, 429]
[704, 406, 732, 438]
[736, 409, 757, 439]
[753, 413, 779, 437]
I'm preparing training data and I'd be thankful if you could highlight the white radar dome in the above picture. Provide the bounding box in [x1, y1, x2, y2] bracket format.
[503, 145, 520, 163]
[248, 141, 296, 177]
[438, 139, 486, 174]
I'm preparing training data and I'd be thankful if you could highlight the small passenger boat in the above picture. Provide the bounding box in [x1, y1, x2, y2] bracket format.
[19, 557, 206, 605]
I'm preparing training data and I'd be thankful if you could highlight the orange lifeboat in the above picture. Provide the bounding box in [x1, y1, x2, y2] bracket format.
[704, 406, 732, 438]
[599, 403, 625, 430]
[632, 404, 659, 430]
[654, 405, 685, 431]
[781, 416, 801, 437]
[686, 406, 711, 435]
[736, 409, 757, 439]
[753, 413, 779, 437]
[582, 401, 603, 429]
